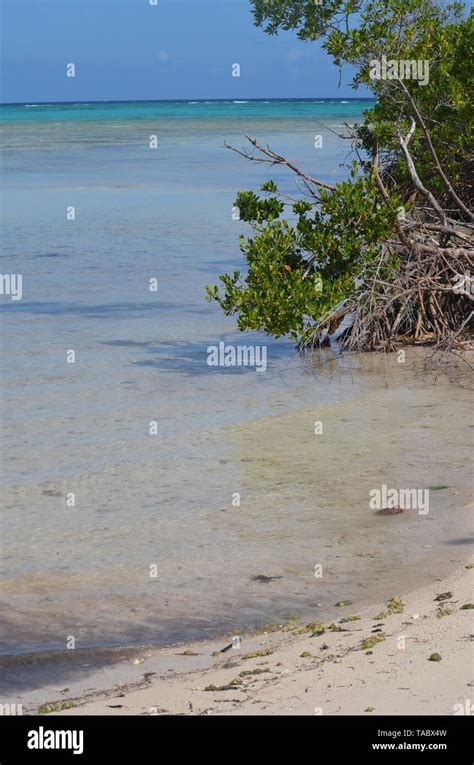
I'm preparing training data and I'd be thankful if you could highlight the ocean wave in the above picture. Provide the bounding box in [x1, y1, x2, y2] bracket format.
[233, 100, 249, 104]
[24, 104, 39, 108]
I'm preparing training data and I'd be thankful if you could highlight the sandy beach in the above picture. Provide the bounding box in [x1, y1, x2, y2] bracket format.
[9, 557, 470, 717]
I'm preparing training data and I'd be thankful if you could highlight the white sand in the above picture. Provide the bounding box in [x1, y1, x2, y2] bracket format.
[34, 561, 473, 716]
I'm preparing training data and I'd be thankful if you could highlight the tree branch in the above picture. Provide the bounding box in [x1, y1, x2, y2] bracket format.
[224, 135, 336, 192]
[396, 119, 447, 225]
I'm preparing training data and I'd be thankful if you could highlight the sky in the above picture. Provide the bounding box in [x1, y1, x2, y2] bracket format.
[0, 0, 369, 103]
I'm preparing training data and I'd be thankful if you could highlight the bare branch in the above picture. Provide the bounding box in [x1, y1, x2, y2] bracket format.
[224, 135, 337, 192]
[396, 119, 447, 225]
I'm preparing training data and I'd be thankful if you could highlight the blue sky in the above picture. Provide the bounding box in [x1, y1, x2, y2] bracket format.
[0, 0, 367, 103]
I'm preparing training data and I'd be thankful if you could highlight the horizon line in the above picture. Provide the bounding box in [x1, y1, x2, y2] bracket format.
[0, 96, 375, 107]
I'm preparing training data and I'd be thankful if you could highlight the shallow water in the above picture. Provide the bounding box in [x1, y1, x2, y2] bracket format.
[0, 100, 472, 657]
